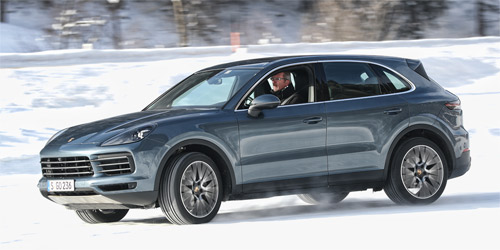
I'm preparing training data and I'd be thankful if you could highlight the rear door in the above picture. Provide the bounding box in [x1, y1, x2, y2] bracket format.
[319, 62, 410, 186]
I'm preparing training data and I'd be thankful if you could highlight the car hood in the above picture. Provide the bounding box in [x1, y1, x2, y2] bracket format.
[48, 109, 213, 145]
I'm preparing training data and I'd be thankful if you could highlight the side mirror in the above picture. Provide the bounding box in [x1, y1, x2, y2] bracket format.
[248, 94, 280, 118]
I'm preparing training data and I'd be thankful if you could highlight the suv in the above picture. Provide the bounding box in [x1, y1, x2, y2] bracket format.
[38, 55, 471, 224]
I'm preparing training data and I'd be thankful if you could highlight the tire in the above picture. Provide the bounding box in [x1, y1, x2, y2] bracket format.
[384, 137, 448, 205]
[159, 152, 223, 225]
[298, 191, 349, 205]
[76, 209, 128, 223]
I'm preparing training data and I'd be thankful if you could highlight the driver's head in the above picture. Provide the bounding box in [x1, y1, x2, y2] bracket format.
[270, 72, 291, 92]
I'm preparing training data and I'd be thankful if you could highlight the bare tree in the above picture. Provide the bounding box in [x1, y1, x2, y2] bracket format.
[477, 0, 500, 36]
[1, 0, 6, 23]
[394, 0, 448, 39]
[301, 0, 448, 42]
[107, 0, 123, 49]
[172, 0, 188, 46]
[301, 0, 399, 42]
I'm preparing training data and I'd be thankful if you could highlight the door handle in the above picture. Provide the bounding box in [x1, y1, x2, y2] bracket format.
[303, 117, 323, 124]
[384, 108, 403, 115]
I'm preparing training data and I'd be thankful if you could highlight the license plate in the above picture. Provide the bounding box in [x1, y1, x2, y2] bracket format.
[47, 179, 75, 192]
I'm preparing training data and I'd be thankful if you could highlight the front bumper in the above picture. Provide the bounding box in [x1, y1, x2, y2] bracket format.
[38, 142, 166, 210]
[38, 187, 158, 210]
[38, 174, 159, 209]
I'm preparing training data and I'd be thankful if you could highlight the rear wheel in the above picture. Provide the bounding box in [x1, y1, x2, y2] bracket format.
[385, 137, 448, 205]
[159, 152, 223, 225]
[298, 192, 349, 205]
[76, 209, 128, 223]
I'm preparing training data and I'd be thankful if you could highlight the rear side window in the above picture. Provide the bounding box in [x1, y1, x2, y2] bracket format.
[371, 65, 411, 93]
[322, 62, 382, 100]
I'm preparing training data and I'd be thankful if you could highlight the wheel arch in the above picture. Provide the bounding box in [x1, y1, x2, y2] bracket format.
[383, 124, 455, 180]
[154, 139, 237, 201]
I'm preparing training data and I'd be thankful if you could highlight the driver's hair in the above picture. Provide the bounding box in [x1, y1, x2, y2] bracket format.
[282, 72, 291, 80]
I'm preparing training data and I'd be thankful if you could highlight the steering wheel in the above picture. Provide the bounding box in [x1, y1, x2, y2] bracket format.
[244, 96, 254, 108]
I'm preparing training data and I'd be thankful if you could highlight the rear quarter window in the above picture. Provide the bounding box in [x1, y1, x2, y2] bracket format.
[371, 65, 411, 93]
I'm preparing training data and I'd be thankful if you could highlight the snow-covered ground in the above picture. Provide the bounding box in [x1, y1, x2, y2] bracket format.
[1, 37, 499, 249]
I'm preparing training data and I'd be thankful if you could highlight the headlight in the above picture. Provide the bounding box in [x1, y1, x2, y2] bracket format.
[46, 128, 68, 145]
[101, 124, 157, 146]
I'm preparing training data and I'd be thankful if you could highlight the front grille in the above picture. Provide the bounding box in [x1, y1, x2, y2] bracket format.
[41, 156, 93, 178]
[92, 153, 134, 176]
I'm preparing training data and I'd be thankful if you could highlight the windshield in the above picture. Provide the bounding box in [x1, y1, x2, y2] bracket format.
[146, 69, 258, 110]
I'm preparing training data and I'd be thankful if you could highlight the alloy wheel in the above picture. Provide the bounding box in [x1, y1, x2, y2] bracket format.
[180, 161, 219, 218]
[400, 145, 444, 199]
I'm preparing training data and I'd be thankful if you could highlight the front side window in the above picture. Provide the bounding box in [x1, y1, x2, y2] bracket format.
[323, 62, 382, 100]
[239, 65, 314, 109]
[146, 69, 258, 110]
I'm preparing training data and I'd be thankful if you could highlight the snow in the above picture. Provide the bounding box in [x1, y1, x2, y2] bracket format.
[1, 36, 499, 249]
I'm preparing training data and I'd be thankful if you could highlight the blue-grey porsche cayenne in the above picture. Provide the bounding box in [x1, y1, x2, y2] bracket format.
[38, 55, 471, 224]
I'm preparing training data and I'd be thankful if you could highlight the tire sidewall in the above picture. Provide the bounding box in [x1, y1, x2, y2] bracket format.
[389, 137, 449, 205]
[92, 209, 128, 222]
[76, 209, 128, 223]
[163, 152, 223, 224]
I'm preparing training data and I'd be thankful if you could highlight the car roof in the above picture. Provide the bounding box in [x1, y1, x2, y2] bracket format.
[199, 56, 295, 71]
[198, 55, 408, 72]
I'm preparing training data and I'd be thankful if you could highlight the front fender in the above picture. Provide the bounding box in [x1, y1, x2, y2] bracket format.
[152, 132, 240, 196]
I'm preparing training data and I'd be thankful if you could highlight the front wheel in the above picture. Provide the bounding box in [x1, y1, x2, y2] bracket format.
[385, 137, 448, 205]
[159, 152, 223, 225]
[76, 209, 128, 223]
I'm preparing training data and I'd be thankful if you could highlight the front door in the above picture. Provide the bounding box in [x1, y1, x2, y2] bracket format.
[236, 103, 327, 193]
[236, 64, 328, 193]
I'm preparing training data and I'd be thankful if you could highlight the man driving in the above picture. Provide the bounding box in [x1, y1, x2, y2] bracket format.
[269, 72, 303, 105]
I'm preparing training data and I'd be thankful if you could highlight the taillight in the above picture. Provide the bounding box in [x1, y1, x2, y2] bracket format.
[445, 100, 461, 110]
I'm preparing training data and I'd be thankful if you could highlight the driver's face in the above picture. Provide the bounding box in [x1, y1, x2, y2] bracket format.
[271, 72, 290, 92]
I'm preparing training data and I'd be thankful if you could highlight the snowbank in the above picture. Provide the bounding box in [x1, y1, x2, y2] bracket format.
[0, 23, 54, 53]
[2, 36, 499, 68]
